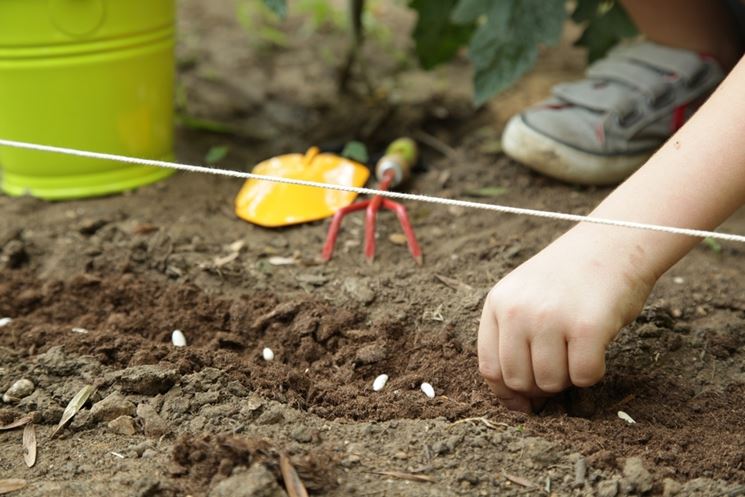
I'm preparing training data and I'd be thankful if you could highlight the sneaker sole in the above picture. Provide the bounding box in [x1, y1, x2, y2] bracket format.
[502, 115, 653, 185]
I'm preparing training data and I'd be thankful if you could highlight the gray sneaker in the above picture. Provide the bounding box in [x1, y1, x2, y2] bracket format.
[502, 41, 724, 185]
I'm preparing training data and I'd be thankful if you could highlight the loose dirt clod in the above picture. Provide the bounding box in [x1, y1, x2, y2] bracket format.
[420, 383, 435, 399]
[23, 424, 36, 468]
[51, 384, 95, 438]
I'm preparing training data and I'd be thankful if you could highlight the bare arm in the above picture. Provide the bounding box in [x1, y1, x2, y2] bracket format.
[478, 55, 745, 412]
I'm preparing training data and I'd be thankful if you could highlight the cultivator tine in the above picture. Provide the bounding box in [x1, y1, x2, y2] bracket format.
[364, 193, 385, 264]
[382, 198, 422, 265]
[321, 200, 369, 262]
[322, 168, 421, 264]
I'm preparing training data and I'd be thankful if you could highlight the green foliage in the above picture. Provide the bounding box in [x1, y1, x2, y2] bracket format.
[417, 0, 566, 106]
[572, 0, 638, 62]
[259, 0, 638, 105]
[341, 141, 369, 163]
[243, 0, 289, 48]
[703, 237, 723, 253]
[464, 186, 508, 198]
[205, 145, 230, 165]
[409, 0, 475, 69]
[263, 0, 288, 19]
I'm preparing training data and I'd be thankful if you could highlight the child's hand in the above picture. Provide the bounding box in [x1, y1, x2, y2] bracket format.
[478, 225, 655, 412]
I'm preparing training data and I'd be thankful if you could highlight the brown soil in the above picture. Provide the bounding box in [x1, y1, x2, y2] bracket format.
[1, 1, 744, 496]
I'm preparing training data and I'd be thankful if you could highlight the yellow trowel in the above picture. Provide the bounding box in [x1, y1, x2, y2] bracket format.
[234, 147, 370, 227]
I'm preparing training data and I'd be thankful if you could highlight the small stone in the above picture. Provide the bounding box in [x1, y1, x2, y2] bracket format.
[354, 343, 386, 365]
[107, 365, 177, 395]
[136, 403, 168, 438]
[2, 240, 27, 268]
[523, 437, 559, 465]
[291, 427, 313, 443]
[343, 277, 375, 304]
[256, 405, 285, 425]
[662, 478, 682, 497]
[209, 464, 285, 497]
[623, 457, 653, 494]
[597, 479, 619, 497]
[108, 415, 138, 436]
[191, 391, 220, 409]
[90, 392, 136, 422]
[3, 378, 35, 403]
[141, 448, 158, 459]
[388, 233, 407, 245]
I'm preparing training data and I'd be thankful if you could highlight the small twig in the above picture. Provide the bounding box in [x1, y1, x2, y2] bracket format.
[413, 130, 460, 161]
[503, 472, 536, 488]
[450, 416, 509, 430]
[280, 453, 309, 497]
[372, 470, 436, 483]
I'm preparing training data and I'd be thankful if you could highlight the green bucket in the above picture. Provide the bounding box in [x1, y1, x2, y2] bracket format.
[0, 0, 175, 200]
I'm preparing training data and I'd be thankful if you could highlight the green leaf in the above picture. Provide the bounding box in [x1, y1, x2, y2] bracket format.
[177, 115, 234, 134]
[571, 0, 603, 23]
[464, 186, 508, 197]
[341, 141, 369, 163]
[409, 0, 475, 69]
[574, 2, 637, 62]
[205, 145, 230, 164]
[703, 237, 723, 253]
[473, 42, 538, 106]
[262, 0, 287, 19]
[461, 0, 566, 105]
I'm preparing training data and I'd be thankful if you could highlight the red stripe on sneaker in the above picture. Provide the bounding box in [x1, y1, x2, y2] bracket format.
[671, 103, 688, 132]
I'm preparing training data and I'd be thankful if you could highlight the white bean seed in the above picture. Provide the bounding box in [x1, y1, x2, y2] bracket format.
[372, 374, 389, 392]
[262, 347, 274, 361]
[71, 327, 89, 334]
[0, 317, 12, 327]
[171, 329, 187, 347]
[420, 382, 435, 399]
[617, 410, 636, 424]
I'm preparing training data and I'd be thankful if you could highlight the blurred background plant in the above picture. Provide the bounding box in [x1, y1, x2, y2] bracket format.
[257, 0, 637, 105]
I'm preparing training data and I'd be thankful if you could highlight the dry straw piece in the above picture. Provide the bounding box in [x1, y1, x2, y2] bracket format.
[23, 424, 36, 468]
[52, 385, 95, 438]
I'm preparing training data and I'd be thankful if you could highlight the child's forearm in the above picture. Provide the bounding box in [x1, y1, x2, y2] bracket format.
[577, 55, 745, 281]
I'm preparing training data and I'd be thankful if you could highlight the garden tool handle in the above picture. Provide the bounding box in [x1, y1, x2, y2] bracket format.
[375, 137, 418, 188]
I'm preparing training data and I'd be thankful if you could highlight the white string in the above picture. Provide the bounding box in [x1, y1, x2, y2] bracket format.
[2, 137, 745, 244]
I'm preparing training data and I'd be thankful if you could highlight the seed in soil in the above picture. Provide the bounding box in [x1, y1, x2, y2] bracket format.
[617, 411, 636, 424]
[71, 327, 89, 334]
[3, 379, 35, 403]
[0, 317, 11, 327]
[372, 374, 389, 392]
[172, 330, 187, 347]
[420, 382, 435, 399]
[262, 347, 275, 361]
